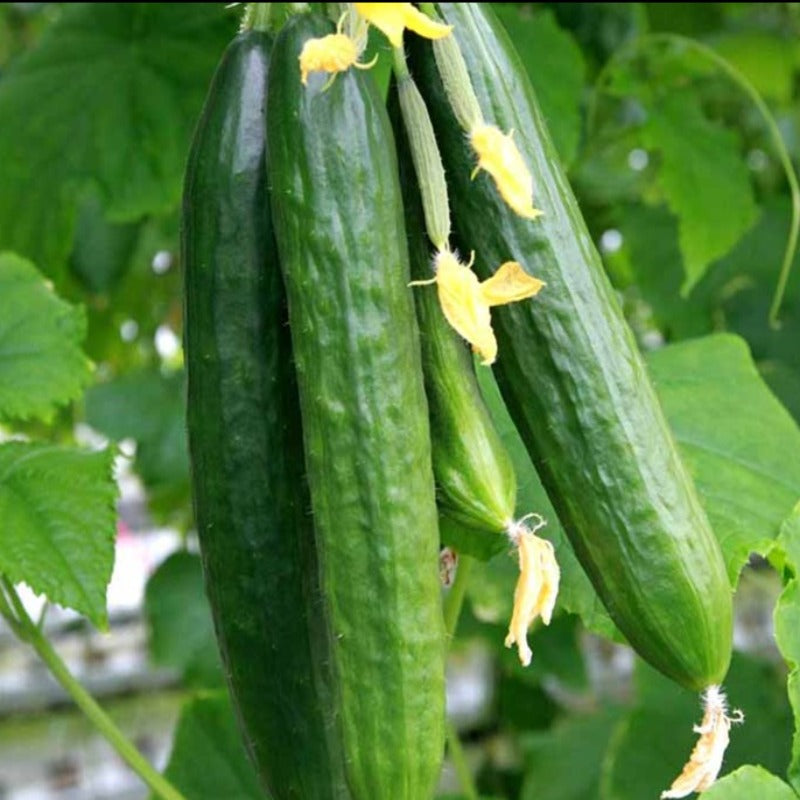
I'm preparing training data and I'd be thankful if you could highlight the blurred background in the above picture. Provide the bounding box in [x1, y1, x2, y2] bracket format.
[0, 2, 799, 799]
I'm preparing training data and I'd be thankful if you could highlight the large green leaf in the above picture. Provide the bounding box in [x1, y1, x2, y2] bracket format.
[494, 7, 586, 165]
[521, 707, 624, 800]
[143, 551, 222, 688]
[0, 252, 92, 422]
[157, 692, 263, 800]
[646, 334, 800, 582]
[774, 505, 800, 792]
[84, 368, 189, 511]
[701, 766, 798, 799]
[0, 3, 232, 277]
[641, 91, 758, 294]
[0, 442, 116, 627]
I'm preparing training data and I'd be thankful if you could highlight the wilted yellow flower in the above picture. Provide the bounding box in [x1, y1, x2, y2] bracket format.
[299, 32, 376, 85]
[354, 3, 452, 48]
[504, 521, 560, 667]
[661, 687, 744, 798]
[410, 251, 544, 365]
[470, 123, 543, 220]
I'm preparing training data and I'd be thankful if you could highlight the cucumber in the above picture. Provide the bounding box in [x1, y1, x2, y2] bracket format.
[182, 31, 349, 799]
[267, 15, 446, 800]
[389, 81, 516, 540]
[409, 4, 732, 690]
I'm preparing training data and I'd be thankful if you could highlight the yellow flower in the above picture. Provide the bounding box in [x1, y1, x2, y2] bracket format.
[354, 3, 452, 48]
[661, 687, 744, 798]
[299, 32, 377, 86]
[411, 250, 544, 365]
[470, 123, 543, 220]
[504, 521, 560, 667]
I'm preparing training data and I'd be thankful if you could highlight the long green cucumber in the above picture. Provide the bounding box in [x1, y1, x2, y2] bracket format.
[182, 31, 349, 799]
[267, 15, 446, 800]
[409, 4, 732, 690]
[389, 80, 516, 539]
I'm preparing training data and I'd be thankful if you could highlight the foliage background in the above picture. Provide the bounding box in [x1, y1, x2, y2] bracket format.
[1, 2, 799, 798]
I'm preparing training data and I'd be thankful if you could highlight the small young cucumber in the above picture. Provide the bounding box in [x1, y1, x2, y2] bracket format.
[267, 15, 446, 800]
[389, 79, 516, 543]
[409, 3, 733, 690]
[182, 31, 350, 799]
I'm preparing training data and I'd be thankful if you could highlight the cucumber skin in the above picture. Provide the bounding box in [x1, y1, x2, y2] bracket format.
[389, 80, 516, 536]
[182, 32, 349, 800]
[267, 16, 446, 800]
[409, 4, 732, 690]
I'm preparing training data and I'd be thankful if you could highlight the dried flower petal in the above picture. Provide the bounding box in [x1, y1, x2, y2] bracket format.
[504, 522, 560, 667]
[661, 686, 744, 799]
[299, 32, 376, 85]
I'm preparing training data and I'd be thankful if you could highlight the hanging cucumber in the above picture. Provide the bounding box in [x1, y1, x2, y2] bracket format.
[183, 30, 349, 800]
[408, 3, 732, 691]
[267, 14, 445, 800]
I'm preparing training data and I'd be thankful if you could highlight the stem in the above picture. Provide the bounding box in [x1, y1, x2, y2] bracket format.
[442, 557, 477, 798]
[446, 720, 479, 800]
[444, 553, 474, 638]
[240, 3, 272, 32]
[0, 579, 186, 800]
[588, 33, 799, 327]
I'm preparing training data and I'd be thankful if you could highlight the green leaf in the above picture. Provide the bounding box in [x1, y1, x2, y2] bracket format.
[0, 252, 92, 422]
[495, 8, 586, 166]
[84, 369, 189, 509]
[773, 505, 800, 792]
[701, 766, 798, 799]
[641, 92, 758, 293]
[157, 691, 263, 800]
[646, 334, 800, 582]
[0, 442, 116, 627]
[521, 707, 624, 800]
[601, 655, 793, 800]
[143, 551, 222, 688]
[0, 3, 232, 277]
[714, 31, 798, 104]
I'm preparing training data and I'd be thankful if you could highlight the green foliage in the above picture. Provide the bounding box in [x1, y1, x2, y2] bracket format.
[0, 441, 116, 627]
[157, 692, 263, 800]
[0, 3, 233, 278]
[2, 3, 799, 799]
[521, 707, 624, 800]
[702, 766, 798, 799]
[143, 551, 222, 688]
[640, 90, 758, 293]
[84, 369, 189, 514]
[493, 7, 586, 165]
[647, 334, 800, 581]
[0, 252, 92, 422]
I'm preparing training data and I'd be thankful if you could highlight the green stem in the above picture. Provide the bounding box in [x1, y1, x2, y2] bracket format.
[241, 3, 272, 32]
[443, 555, 477, 798]
[588, 32, 799, 327]
[444, 553, 474, 638]
[0, 579, 187, 800]
[446, 720, 479, 800]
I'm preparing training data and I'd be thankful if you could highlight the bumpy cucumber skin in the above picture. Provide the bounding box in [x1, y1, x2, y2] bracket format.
[267, 16, 446, 800]
[182, 32, 350, 800]
[389, 81, 516, 535]
[410, 4, 732, 690]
